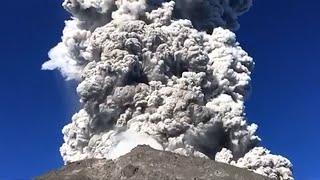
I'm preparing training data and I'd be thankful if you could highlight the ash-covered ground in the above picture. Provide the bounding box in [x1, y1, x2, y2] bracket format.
[37, 145, 271, 180]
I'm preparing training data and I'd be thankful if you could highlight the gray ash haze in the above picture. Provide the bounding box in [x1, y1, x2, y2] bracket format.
[42, 0, 293, 179]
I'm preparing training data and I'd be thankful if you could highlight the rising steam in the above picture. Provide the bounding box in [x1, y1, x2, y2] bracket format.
[43, 0, 293, 179]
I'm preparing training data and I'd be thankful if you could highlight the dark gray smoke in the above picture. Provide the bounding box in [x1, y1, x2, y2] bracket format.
[42, 1, 293, 179]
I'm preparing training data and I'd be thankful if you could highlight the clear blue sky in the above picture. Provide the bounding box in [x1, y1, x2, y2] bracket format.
[0, 1, 319, 179]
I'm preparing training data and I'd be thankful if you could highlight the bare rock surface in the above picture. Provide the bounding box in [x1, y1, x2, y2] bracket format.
[37, 145, 271, 180]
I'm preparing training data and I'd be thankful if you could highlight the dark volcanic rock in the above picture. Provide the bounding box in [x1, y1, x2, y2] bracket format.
[37, 145, 271, 180]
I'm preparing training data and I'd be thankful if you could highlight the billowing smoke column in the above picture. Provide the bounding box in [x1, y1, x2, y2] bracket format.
[43, 0, 293, 179]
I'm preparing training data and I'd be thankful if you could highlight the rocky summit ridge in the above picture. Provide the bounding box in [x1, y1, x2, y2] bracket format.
[37, 145, 271, 180]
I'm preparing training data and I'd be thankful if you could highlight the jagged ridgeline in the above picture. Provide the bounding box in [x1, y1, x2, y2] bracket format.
[42, 1, 293, 179]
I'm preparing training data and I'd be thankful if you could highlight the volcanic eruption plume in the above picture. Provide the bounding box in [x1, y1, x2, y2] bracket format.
[42, 0, 293, 179]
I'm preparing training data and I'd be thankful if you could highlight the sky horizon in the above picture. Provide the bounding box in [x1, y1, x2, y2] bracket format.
[0, 0, 319, 179]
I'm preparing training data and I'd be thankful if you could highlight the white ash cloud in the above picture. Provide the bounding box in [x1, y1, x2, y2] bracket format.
[43, 1, 293, 179]
[216, 147, 293, 180]
[42, 0, 252, 79]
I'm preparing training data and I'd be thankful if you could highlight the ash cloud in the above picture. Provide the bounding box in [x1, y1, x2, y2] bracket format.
[43, 1, 293, 179]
